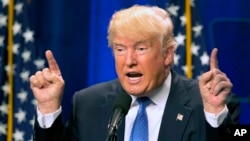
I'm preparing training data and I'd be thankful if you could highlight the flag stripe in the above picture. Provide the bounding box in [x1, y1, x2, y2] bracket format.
[7, 0, 14, 140]
[185, 0, 192, 78]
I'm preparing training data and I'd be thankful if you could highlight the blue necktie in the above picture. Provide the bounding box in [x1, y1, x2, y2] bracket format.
[130, 97, 151, 141]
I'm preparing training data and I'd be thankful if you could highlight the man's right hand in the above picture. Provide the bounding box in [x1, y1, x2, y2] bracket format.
[30, 50, 65, 114]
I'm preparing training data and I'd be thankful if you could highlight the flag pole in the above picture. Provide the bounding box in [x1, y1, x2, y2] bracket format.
[7, 0, 14, 140]
[185, 0, 192, 78]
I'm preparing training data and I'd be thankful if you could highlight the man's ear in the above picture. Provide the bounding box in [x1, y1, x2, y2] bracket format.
[164, 46, 174, 65]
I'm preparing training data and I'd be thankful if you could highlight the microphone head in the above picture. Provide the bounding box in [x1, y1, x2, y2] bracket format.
[112, 92, 132, 115]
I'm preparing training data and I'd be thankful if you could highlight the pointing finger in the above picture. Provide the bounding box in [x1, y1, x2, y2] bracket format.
[45, 50, 61, 76]
[210, 48, 219, 69]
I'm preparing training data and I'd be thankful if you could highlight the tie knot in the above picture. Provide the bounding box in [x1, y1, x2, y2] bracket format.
[137, 97, 151, 107]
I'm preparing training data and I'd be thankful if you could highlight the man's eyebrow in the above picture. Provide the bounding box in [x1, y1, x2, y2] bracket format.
[135, 40, 151, 46]
[112, 39, 151, 47]
[112, 42, 125, 46]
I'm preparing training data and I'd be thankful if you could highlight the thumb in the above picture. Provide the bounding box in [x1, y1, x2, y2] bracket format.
[42, 68, 64, 85]
[200, 71, 213, 86]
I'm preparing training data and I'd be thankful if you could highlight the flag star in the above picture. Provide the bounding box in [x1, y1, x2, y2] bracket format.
[14, 3, 23, 15]
[17, 90, 28, 103]
[166, 4, 180, 17]
[20, 70, 30, 82]
[181, 65, 188, 75]
[196, 73, 203, 80]
[1, 82, 9, 96]
[182, 65, 194, 75]
[191, 0, 195, 7]
[174, 53, 181, 65]
[0, 102, 8, 115]
[15, 108, 26, 123]
[180, 15, 186, 26]
[191, 43, 200, 56]
[13, 21, 22, 35]
[175, 33, 186, 47]
[22, 50, 31, 62]
[28, 135, 33, 141]
[192, 24, 203, 37]
[0, 122, 6, 135]
[34, 59, 45, 69]
[13, 129, 25, 141]
[22, 29, 34, 43]
[0, 14, 7, 27]
[5, 64, 16, 75]
[13, 43, 20, 54]
[31, 99, 38, 107]
[0, 35, 5, 47]
[29, 117, 35, 127]
[200, 52, 209, 65]
[4, 65, 8, 73]
[1, 0, 8, 8]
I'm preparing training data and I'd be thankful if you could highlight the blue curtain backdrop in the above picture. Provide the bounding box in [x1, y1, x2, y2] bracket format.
[28, 0, 250, 124]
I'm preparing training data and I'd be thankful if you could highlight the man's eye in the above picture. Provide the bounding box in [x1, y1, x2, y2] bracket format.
[136, 46, 148, 54]
[139, 47, 146, 51]
[113, 47, 126, 55]
[116, 48, 123, 52]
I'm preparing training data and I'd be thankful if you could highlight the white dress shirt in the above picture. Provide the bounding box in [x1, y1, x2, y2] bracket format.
[124, 72, 171, 141]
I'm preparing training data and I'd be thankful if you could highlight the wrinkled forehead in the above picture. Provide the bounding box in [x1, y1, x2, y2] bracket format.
[112, 35, 156, 47]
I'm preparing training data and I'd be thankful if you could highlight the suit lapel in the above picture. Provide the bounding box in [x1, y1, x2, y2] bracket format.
[158, 71, 193, 141]
[100, 101, 113, 140]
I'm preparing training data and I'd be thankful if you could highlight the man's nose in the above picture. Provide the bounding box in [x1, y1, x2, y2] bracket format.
[125, 49, 137, 67]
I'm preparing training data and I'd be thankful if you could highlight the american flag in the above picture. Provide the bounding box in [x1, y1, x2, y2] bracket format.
[166, 0, 210, 78]
[0, 0, 45, 140]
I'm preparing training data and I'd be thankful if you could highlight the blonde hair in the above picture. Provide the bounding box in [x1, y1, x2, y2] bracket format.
[107, 5, 176, 51]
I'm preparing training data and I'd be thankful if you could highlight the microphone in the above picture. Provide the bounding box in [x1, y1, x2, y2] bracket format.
[105, 92, 132, 141]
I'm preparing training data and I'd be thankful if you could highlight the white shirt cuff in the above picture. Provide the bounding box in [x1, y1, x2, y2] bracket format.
[204, 105, 229, 128]
[37, 106, 62, 129]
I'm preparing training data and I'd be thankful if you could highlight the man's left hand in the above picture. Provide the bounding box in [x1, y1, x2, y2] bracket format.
[199, 48, 233, 114]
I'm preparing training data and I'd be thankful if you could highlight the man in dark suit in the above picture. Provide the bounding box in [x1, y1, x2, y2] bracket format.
[30, 5, 240, 141]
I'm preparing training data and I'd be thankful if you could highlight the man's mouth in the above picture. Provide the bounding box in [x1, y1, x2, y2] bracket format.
[126, 72, 142, 81]
[127, 72, 142, 77]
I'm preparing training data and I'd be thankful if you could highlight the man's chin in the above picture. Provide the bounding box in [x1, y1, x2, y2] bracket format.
[125, 88, 147, 97]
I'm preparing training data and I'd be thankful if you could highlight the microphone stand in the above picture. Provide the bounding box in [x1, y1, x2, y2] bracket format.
[105, 120, 118, 141]
[106, 133, 117, 141]
[105, 109, 123, 141]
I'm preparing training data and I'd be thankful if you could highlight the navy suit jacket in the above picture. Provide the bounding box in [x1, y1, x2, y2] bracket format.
[34, 71, 240, 141]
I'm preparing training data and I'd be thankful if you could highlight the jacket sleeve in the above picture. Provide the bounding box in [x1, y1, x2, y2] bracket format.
[33, 114, 65, 141]
[205, 93, 241, 141]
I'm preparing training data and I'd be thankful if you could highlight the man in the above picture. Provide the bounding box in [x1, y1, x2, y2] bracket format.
[30, 5, 240, 141]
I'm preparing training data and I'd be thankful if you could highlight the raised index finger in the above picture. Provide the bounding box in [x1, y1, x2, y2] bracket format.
[45, 50, 61, 75]
[210, 48, 219, 69]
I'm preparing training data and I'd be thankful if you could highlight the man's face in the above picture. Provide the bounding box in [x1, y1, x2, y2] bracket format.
[112, 35, 173, 96]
